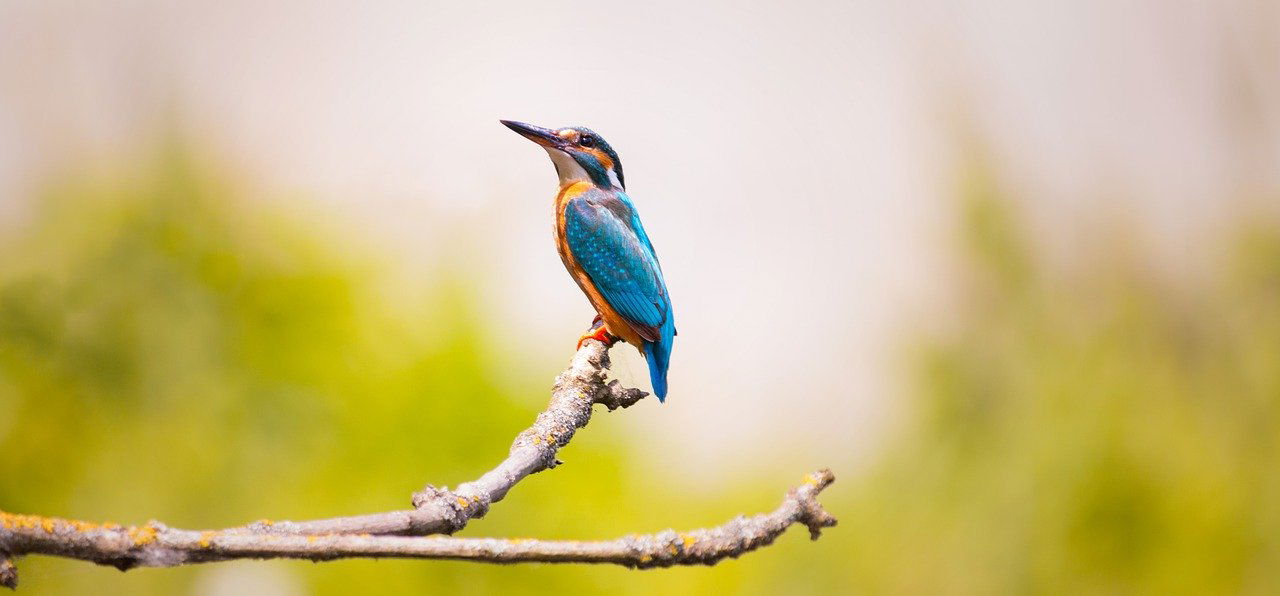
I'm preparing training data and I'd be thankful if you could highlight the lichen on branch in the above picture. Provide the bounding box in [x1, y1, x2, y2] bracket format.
[0, 340, 836, 590]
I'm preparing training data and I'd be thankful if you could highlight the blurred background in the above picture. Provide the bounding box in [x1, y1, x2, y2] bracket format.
[2, 1, 1279, 594]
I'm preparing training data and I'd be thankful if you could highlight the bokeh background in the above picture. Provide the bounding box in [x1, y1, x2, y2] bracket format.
[3, 1, 1280, 594]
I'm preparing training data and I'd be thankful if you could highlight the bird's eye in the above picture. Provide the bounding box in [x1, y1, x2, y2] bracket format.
[578, 134, 596, 148]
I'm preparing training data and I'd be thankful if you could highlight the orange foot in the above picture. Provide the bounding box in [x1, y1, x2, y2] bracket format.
[576, 316, 618, 349]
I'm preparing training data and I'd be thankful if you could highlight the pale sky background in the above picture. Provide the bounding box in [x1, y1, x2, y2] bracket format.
[2, 1, 1278, 485]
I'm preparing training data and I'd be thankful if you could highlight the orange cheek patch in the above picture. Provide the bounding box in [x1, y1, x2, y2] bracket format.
[590, 149, 613, 170]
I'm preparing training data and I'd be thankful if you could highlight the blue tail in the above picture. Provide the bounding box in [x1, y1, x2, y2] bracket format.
[643, 316, 676, 402]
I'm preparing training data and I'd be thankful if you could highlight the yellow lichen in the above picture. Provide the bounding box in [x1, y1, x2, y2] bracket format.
[0, 512, 119, 536]
[455, 497, 470, 508]
[680, 533, 696, 549]
[257, 519, 274, 526]
[803, 473, 817, 486]
[639, 554, 652, 564]
[198, 531, 217, 548]
[128, 523, 158, 546]
[2, 513, 28, 530]
[306, 535, 319, 544]
[1, 513, 63, 532]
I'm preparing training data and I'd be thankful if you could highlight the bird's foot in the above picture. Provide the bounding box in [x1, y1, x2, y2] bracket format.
[576, 316, 617, 349]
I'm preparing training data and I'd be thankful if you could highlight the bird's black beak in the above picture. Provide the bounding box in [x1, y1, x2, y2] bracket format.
[500, 120, 565, 149]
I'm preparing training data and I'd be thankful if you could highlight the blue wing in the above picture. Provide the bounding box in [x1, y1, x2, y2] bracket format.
[564, 191, 670, 337]
[564, 189, 676, 399]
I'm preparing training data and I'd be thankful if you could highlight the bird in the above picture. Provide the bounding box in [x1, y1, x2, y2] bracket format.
[501, 119, 676, 401]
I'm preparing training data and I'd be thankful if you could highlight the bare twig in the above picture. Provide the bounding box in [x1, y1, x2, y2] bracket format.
[235, 339, 646, 537]
[0, 338, 838, 588]
[0, 554, 15, 590]
[0, 471, 835, 572]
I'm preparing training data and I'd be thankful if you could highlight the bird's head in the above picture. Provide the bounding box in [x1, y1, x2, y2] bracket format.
[501, 120, 625, 190]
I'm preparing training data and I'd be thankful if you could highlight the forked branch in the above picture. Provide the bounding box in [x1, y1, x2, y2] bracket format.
[0, 470, 834, 577]
[0, 340, 836, 589]
[228, 340, 647, 537]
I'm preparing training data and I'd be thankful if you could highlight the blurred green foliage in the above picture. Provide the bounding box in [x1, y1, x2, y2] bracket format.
[0, 146, 630, 594]
[0, 145, 840, 595]
[835, 170, 1280, 595]
[3, 145, 1280, 594]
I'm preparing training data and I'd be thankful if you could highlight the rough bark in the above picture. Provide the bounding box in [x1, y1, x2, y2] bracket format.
[0, 470, 835, 576]
[0, 339, 836, 589]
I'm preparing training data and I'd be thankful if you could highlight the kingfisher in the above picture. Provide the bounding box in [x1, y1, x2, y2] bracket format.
[501, 120, 676, 401]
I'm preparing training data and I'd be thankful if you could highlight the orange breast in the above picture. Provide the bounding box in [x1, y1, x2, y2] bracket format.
[553, 182, 645, 348]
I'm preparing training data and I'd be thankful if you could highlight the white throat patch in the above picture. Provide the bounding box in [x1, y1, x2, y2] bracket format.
[545, 148, 590, 185]
[544, 147, 622, 189]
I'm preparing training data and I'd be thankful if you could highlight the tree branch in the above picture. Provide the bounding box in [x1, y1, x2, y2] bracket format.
[231, 339, 647, 537]
[0, 339, 838, 588]
[0, 470, 835, 576]
[0, 555, 14, 590]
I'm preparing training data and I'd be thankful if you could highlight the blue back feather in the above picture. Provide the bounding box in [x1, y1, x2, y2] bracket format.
[564, 189, 675, 400]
